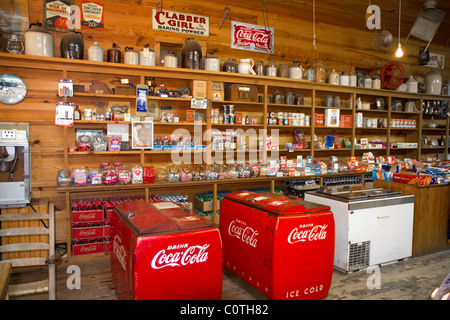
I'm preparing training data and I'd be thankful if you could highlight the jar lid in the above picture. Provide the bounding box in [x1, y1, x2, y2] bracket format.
[94, 135, 107, 144]
[78, 135, 91, 143]
[58, 169, 71, 178]
[182, 165, 192, 173]
[168, 165, 179, 174]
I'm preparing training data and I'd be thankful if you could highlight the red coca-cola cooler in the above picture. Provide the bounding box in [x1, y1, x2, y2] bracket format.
[110, 199, 222, 300]
[219, 191, 335, 300]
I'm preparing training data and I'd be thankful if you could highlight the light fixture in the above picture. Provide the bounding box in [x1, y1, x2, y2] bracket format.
[395, 0, 404, 58]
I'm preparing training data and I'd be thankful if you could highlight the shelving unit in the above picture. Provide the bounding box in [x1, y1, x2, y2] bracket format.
[0, 53, 449, 256]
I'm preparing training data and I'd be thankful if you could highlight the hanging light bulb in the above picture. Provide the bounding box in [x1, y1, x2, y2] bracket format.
[395, 0, 403, 58]
[395, 43, 404, 57]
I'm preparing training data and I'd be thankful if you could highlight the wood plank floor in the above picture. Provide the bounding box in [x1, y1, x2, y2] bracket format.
[7, 248, 449, 301]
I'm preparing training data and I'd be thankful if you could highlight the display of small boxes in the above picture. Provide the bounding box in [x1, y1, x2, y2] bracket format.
[211, 82, 224, 101]
[325, 108, 340, 127]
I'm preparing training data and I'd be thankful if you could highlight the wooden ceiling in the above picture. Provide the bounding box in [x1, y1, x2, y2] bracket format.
[231, 0, 450, 49]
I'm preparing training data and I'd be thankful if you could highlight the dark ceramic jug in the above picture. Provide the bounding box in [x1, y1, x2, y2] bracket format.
[107, 42, 121, 63]
[181, 38, 202, 69]
[60, 30, 84, 59]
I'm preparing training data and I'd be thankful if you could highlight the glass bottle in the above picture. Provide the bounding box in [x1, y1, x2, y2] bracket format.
[7, 34, 24, 54]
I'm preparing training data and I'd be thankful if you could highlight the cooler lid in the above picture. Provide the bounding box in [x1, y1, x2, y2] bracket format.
[224, 191, 330, 215]
[114, 199, 215, 235]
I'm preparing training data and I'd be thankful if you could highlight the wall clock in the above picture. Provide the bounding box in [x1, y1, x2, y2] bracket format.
[0, 74, 27, 104]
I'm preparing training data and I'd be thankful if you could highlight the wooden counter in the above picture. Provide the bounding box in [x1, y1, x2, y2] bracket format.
[373, 180, 450, 256]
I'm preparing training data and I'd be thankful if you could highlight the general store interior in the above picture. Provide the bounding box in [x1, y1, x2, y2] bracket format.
[0, 0, 449, 303]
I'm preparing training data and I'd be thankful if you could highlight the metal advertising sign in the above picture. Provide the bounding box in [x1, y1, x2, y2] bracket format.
[152, 9, 209, 37]
[231, 21, 274, 54]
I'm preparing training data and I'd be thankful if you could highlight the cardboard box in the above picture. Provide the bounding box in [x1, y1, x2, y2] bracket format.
[225, 84, 258, 102]
[186, 110, 195, 122]
[195, 198, 221, 212]
[339, 115, 352, 127]
[325, 108, 340, 127]
[192, 80, 207, 99]
[211, 82, 224, 101]
[314, 113, 324, 127]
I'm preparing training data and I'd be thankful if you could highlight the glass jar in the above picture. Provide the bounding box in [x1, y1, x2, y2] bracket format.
[93, 135, 107, 151]
[328, 69, 339, 85]
[253, 60, 265, 75]
[372, 74, 381, 89]
[131, 165, 143, 184]
[143, 166, 156, 184]
[272, 90, 282, 104]
[237, 163, 251, 178]
[77, 135, 91, 151]
[72, 167, 89, 186]
[181, 38, 202, 69]
[327, 156, 339, 173]
[89, 169, 102, 185]
[57, 169, 72, 187]
[117, 165, 131, 185]
[206, 164, 219, 180]
[313, 61, 327, 83]
[277, 63, 289, 78]
[156, 167, 168, 183]
[294, 92, 304, 105]
[349, 71, 357, 87]
[192, 165, 206, 181]
[179, 165, 193, 182]
[218, 165, 229, 180]
[251, 164, 260, 177]
[228, 164, 239, 179]
[7, 34, 24, 54]
[168, 165, 180, 183]
[304, 66, 315, 82]
[102, 165, 117, 185]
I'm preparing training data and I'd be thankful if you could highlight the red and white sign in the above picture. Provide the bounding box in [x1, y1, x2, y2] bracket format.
[152, 9, 209, 36]
[231, 21, 274, 54]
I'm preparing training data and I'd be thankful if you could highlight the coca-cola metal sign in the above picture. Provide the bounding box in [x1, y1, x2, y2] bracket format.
[231, 21, 274, 54]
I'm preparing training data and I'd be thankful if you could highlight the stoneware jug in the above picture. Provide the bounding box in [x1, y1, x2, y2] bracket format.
[24, 23, 53, 57]
[425, 69, 442, 95]
[124, 47, 138, 65]
[60, 30, 84, 59]
[288, 61, 304, 79]
[204, 52, 220, 71]
[107, 42, 121, 63]
[266, 60, 277, 77]
[223, 58, 237, 72]
[164, 51, 178, 68]
[139, 44, 156, 66]
[88, 41, 103, 62]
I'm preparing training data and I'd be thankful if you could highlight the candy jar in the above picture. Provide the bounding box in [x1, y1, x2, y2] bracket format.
[179, 165, 193, 182]
[192, 165, 206, 181]
[102, 165, 117, 185]
[237, 163, 251, 178]
[156, 167, 168, 183]
[218, 165, 229, 180]
[57, 169, 72, 187]
[89, 169, 102, 185]
[168, 165, 180, 183]
[228, 164, 239, 179]
[107, 135, 121, 151]
[143, 166, 156, 184]
[206, 164, 219, 180]
[93, 135, 107, 151]
[72, 167, 89, 186]
[77, 135, 91, 151]
[251, 164, 260, 177]
[117, 165, 131, 185]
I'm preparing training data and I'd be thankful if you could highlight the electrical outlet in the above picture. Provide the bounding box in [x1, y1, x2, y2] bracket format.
[1, 130, 16, 139]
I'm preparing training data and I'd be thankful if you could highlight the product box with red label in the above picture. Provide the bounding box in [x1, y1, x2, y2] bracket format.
[314, 113, 324, 127]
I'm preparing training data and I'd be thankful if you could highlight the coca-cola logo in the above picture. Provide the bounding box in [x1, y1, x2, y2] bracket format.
[288, 224, 328, 244]
[228, 219, 259, 248]
[113, 235, 127, 271]
[232, 23, 273, 52]
[151, 244, 210, 269]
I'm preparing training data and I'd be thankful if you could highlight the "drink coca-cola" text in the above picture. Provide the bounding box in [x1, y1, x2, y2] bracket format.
[150, 244, 210, 269]
[287, 224, 328, 244]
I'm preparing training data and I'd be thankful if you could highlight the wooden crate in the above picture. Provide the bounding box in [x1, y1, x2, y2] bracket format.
[1, 198, 49, 260]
